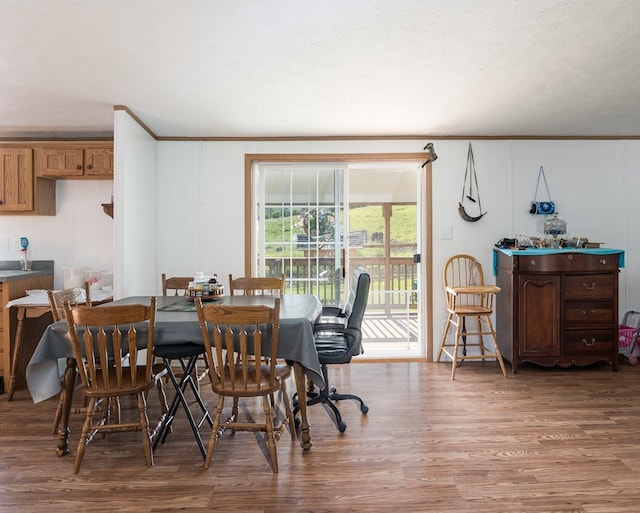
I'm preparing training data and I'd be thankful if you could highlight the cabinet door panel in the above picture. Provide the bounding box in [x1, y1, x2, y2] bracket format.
[518, 275, 561, 356]
[40, 149, 83, 177]
[84, 148, 113, 176]
[0, 149, 33, 211]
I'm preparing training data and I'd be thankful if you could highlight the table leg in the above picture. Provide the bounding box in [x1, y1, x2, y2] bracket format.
[293, 362, 312, 450]
[56, 358, 77, 456]
[7, 307, 26, 401]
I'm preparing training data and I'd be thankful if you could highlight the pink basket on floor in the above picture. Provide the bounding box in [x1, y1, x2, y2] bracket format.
[618, 325, 637, 353]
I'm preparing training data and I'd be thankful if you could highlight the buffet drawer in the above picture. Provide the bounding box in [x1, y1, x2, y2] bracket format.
[564, 302, 614, 327]
[564, 330, 615, 355]
[518, 253, 619, 273]
[564, 274, 615, 300]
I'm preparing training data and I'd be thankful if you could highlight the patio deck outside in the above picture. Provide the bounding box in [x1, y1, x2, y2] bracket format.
[275, 257, 421, 358]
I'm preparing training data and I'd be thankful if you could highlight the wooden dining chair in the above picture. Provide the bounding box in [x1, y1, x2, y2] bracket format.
[63, 297, 168, 473]
[195, 298, 295, 473]
[47, 287, 90, 434]
[228, 274, 286, 296]
[159, 273, 209, 390]
[436, 254, 508, 380]
[161, 274, 192, 296]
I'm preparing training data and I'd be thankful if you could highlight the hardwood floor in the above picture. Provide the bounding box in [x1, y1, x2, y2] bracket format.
[2, 360, 640, 513]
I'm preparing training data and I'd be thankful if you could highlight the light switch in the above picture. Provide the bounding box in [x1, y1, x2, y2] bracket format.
[438, 225, 453, 239]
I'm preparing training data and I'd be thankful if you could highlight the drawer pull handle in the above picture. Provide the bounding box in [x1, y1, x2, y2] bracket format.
[582, 282, 597, 290]
[582, 338, 596, 347]
[581, 309, 596, 317]
[529, 260, 536, 266]
[600, 258, 608, 265]
[567, 254, 573, 260]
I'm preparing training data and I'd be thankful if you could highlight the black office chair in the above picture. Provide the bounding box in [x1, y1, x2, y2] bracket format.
[294, 266, 371, 432]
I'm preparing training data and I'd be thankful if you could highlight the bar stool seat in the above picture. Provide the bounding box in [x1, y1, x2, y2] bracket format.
[152, 342, 212, 459]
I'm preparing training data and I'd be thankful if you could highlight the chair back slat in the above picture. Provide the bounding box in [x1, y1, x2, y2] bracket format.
[64, 298, 157, 395]
[196, 299, 280, 395]
[228, 274, 285, 296]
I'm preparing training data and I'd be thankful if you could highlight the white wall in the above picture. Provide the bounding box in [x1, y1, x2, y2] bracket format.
[113, 110, 157, 298]
[150, 138, 640, 353]
[0, 179, 113, 289]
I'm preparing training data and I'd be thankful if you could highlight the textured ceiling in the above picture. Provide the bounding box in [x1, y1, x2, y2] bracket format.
[1, 0, 639, 139]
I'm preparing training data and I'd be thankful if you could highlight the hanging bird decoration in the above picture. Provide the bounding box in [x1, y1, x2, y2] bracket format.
[421, 142, 438, 167]
[458, 142, 487, 222]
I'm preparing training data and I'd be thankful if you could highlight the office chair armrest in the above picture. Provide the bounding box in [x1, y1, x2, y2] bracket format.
[318, 305, 346, 321]
[342, 328, 364, 357]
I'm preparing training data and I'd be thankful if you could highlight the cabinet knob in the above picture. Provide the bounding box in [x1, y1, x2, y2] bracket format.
[582, 282, 597, 290]
[567, 254, 573, 260]
[76, 164, 82, 170]
[582, 338, 596, 346]
[86, 164, 92, 170]
[529, 260, 536, 266]
[600, 258, 608, 265]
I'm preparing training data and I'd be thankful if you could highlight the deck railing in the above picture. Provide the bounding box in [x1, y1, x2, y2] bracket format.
[272, 257, 418, 313]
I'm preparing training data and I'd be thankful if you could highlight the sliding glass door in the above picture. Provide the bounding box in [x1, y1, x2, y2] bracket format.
[251, 156, 427, 359]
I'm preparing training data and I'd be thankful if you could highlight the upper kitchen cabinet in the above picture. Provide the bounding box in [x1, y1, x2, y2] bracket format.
[37, 143, 113, 179]
[0, 148, 55, 215]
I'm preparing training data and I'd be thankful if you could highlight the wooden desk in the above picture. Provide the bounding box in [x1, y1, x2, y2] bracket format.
[27, 294, 323, 455]
[6, 289, 113, 400]
[1, 270, 54, 398]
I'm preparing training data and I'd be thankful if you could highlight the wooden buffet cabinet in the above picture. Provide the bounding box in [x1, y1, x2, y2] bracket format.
[494, 248, 624, 372]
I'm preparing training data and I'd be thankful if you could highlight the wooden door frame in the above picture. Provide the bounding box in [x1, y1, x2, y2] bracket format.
[244, 153, 433, 361]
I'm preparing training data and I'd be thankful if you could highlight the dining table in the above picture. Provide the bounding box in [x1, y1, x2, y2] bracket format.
[26, 293, 324, 455]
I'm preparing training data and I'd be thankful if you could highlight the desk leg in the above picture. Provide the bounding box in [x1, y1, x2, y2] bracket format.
[56, 358, 76, 456]
[293, 362, 312, 450]
[7, 307, 26, 401]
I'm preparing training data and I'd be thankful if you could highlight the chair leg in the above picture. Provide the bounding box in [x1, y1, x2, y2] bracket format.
[204, 395, 225, 470]
[137, 392, 154, 467]
[452, 316, 463, 380]
[51, 391, 65, 435]
[74, 397, 96, 474]
[437, 312, 454, 362]
[279, 377, 296, 440]
[262, 395, 279, 473]
[293, 364, 367, 433]
[484, 315, 508, 377]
